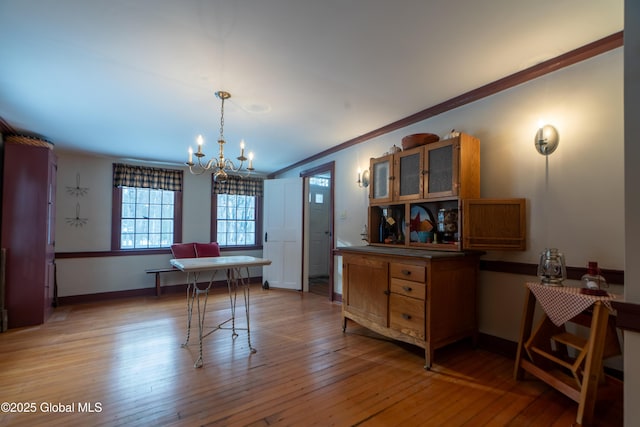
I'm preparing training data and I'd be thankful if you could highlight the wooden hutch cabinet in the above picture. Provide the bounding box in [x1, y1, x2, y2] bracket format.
[1, 136, 57, 328]
[342, 132, 526, 368]
[367, 132, 525, 252]
[341, 246, 481, 369]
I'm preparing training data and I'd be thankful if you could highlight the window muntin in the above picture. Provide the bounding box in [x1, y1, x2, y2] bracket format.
[120, 186, 176, 249]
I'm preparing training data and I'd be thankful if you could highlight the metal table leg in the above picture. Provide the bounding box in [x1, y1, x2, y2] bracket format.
[181, 270, 217, 368]
[181, 266, 256, 368]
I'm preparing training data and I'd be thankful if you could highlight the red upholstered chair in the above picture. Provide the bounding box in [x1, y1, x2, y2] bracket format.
[194, 242, 221, 258]
[171, 243, 197, 259]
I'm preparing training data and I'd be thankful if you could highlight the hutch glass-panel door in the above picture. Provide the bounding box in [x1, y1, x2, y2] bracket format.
[395, 148, 422, 201]
[370, 155, 393, 203]
[425, 139, 459, 198]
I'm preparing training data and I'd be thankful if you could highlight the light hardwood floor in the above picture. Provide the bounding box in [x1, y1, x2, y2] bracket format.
[0, 284, 622, 426]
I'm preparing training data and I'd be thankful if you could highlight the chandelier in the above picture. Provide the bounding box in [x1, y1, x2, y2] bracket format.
[186, 90, 254, 181]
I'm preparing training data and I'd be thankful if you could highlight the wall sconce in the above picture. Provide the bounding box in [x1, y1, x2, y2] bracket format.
[357, 168, 370, 188]
[534, 124, 559, 155]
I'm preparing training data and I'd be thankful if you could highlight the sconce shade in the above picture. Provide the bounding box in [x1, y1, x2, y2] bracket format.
[361, 169, 370, 188]
[534, 124, 559, 155]
[357, 169, 370, 188]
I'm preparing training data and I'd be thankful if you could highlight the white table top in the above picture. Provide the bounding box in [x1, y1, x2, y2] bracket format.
[170, 255, 272, 272]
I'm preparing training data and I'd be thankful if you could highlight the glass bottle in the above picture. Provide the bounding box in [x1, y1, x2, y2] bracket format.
[581, 261, 607, 289]
[395, 211, 404, 243]
[379, 209, 386, 243]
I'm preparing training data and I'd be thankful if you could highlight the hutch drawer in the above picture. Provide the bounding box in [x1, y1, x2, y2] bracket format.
[390, 262, 425, 282]
[390, 279, 426, 300]
[390, 293, 425, 340]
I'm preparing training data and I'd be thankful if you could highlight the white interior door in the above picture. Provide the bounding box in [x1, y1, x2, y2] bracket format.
[262, 177, 303, 290]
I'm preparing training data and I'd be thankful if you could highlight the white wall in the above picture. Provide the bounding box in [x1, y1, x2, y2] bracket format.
[54, 153, 263, 296]
[276, 47, 625, 345]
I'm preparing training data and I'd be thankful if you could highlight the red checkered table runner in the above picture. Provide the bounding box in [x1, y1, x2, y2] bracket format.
[526, 282, 621, 326]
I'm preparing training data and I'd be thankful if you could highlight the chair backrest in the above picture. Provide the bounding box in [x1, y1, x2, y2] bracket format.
[171, 243, 197, 259]
[194, 242, 221, 258]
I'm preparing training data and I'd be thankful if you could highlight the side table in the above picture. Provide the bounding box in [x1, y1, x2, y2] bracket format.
[513, 282, 622, 426]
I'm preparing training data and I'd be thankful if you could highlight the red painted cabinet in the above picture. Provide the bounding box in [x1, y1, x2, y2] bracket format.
[1, 138, 57, 328]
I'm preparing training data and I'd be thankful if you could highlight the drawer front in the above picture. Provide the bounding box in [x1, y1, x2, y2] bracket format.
[390, 278, 426, 300]
[389, 294, 425, 340]
[390, 263, 425, 283]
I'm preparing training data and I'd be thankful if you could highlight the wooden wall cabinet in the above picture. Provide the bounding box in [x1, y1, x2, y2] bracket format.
[370, 133, 480, 205]
[1, 139, 57, 328]
[367, 133, 526, 252]
[342, 247, 481, 369]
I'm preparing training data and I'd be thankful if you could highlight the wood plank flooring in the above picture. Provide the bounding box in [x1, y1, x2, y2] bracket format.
[0, 284, 622, 426]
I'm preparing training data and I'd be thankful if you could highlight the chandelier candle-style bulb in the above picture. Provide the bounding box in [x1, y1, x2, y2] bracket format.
[188, 147, 193, 164]
[248, 152, 254, 170]
[197, 135, 204, 154]
[238, 139, 247, 162]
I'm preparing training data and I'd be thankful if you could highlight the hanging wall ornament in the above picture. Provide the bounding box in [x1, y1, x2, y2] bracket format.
[66, 173, 89, 197]
[66, 202, 88, 227]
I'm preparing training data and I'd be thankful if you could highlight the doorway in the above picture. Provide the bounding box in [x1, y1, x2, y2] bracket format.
[301, 162, 334, 299]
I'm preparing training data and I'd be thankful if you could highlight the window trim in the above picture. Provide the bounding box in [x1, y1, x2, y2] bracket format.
[210, 193, 263, 250]
[111, 186, 183, 251]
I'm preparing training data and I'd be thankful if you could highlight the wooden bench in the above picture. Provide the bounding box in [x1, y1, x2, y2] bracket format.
[146, 267, 180, 296]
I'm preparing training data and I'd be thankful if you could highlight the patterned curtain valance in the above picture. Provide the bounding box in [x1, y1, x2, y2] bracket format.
[113, 163, 183, 191]
[212, 175, 264, 197]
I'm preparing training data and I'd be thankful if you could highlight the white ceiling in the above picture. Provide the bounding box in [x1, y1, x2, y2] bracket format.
[0, 0, 623, 175]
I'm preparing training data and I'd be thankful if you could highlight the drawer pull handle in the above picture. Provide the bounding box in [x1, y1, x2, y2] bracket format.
[401, 270, 411, 276]
[402, 286, 413, 292]
[402, 313, 412, 320]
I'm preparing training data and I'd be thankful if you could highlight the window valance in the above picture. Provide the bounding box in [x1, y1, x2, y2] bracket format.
[212, 175, 264, 197]
[113, 163, 183, 191]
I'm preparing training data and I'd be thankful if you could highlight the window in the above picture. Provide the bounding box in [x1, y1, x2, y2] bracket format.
[216, 194, 256, 246]
[309, 176, 329, 187]
[211, 175, 263, 248]
[112, 163, 183, 250]
[120, 186, 176, 249]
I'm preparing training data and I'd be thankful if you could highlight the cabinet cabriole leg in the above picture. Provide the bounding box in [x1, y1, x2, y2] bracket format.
[424, 346, 432, 370]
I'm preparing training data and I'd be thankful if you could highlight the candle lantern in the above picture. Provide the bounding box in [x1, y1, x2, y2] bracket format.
[537, 248, 567, 286]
